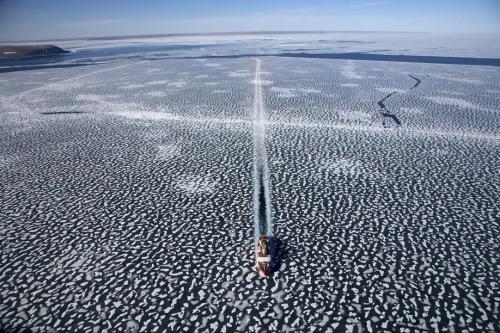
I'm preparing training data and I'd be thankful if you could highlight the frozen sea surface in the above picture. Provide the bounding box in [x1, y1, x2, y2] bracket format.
[1, 33, 499, 332]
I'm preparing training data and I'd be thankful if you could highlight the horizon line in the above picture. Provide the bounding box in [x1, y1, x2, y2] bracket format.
[0, 30, 432, 44]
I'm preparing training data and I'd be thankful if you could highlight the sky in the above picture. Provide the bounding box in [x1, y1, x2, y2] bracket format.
[0, 0, 499, 41]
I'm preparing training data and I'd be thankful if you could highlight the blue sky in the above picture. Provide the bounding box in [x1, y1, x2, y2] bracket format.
[0, 0, 499, 41]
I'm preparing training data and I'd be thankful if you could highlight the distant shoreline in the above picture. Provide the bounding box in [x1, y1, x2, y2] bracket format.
[0, 45, 69, 60]
[0, 30, 428, 44]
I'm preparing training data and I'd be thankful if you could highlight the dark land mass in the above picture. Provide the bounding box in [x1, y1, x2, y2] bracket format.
[0, 45, 69, 60]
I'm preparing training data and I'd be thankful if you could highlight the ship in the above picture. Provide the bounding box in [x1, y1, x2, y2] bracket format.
[256, 236, 271, 277]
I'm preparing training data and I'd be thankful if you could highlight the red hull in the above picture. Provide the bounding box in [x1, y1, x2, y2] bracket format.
[256, 236, 271, 277]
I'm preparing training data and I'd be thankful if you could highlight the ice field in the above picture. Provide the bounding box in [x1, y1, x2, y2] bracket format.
[0, 32, 499, 332]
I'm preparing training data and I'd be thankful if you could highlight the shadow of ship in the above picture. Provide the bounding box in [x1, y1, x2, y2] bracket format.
[268, 237, 296, 275]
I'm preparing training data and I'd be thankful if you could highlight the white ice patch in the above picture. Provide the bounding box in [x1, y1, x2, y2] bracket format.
[298, 88, 321, 94]
[177, 175, 217, 194]
[126, 320, 139, 332]
[320, 158, 364, 176]
[270, 87, 297, 98]
[41, 81, 82, 92]
[145, 80, 169, 85]
[228, 70, 251, 78]
[145, 91, 166, 97]
[41, 105, 86, 114]
[425, 96, 474, 108]
[339, 110, 372, 122]
[376, 88, 408, 94]
[340, 83, 359, 88]
[121, 84, 145, 89]
[75, 94, 112, 103]
[270, 87, 319, 98]
[400, 107, 423, 115]
[24, 97, 48, 104]
[428, 148, 449, 156]
[341, 62, 363, 80]
[168, 81, 187, 88]
[342, 71, 363, 80]
[429, 74, 482, 85]
[320, 158, 387, 180]
[116, 111, 176, 121]
[157, 144, 181, 161]
[0, 155, 21, 167]
[250, 79, 273, 86]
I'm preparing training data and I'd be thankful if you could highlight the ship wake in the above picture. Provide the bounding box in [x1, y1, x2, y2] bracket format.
[252, 58, 272, 238]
